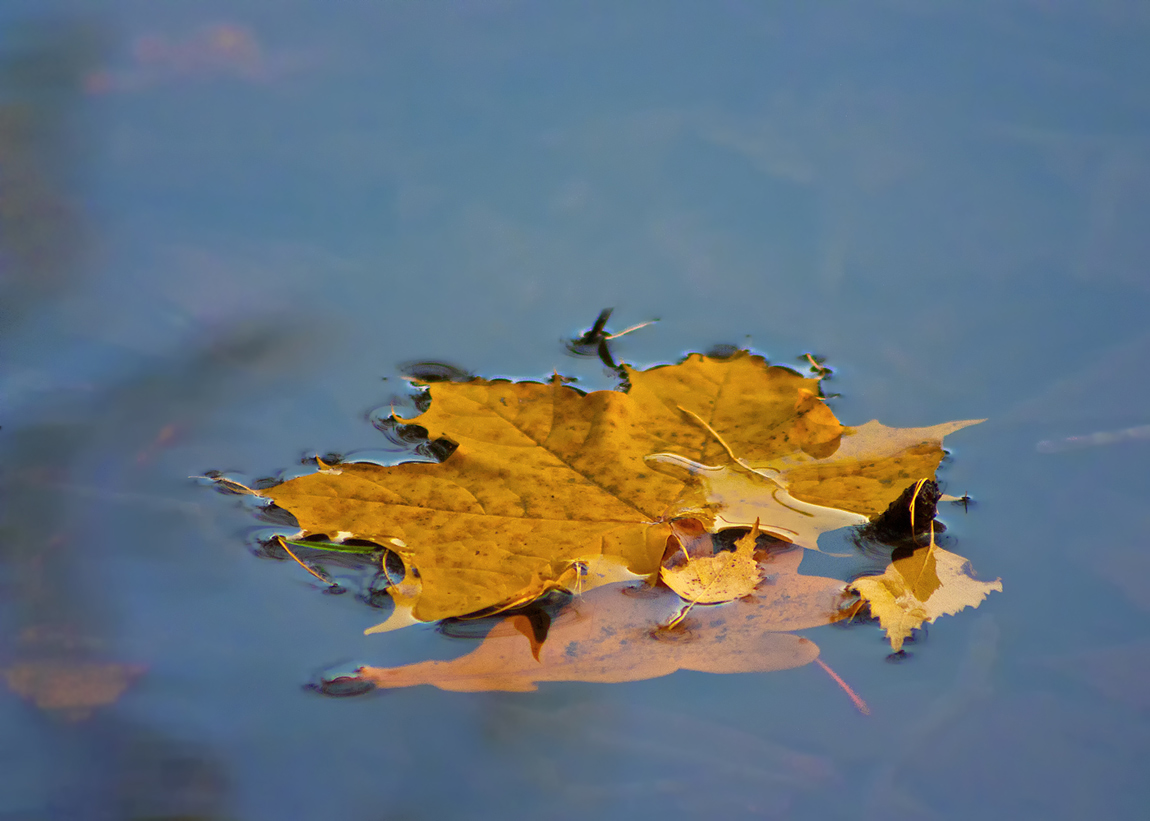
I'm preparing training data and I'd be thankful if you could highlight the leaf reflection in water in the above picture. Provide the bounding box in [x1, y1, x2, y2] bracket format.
[357, 557, 844, 692]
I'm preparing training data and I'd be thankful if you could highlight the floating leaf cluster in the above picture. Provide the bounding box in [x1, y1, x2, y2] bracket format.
[210, 333, 999, 694]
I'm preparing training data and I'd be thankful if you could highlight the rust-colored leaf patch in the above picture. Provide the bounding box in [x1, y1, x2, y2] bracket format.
[357, 563, 842, 692]
[5, 660, 146, 720]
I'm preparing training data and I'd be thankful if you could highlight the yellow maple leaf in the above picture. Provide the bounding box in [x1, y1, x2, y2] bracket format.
[236, 351, 976, 625]
[851, 525, 1002, 652]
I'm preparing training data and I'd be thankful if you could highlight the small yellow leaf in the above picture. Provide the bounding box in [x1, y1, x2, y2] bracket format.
[852, 531, 1001, 652]
[661, 519, 764, 605]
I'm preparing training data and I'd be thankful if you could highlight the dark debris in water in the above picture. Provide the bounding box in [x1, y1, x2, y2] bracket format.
[705, 344, 743, 360]
[253, 504, 298, 527]
[859, 479, 942, 547]
[566, 307, 658, 375]
[798, 352, 833, 378]
[438, 590, 570, 642]
[306, 665, 377, 698]
[371, 415, 458, 463]
[398, 360, 474, 384]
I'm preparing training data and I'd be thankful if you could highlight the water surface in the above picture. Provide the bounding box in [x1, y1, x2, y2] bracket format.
[3, 3, 1149, 819]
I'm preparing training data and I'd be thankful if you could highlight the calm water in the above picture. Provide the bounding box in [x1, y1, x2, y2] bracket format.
[3, 3, 1149, 819]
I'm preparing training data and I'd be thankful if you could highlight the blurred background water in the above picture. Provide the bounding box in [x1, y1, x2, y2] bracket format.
[2, 2, 1148, 819]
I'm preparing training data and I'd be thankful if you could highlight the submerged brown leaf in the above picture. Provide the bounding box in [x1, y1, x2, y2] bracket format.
[357, 548, 844, 691]
[4, 660, 146, 720]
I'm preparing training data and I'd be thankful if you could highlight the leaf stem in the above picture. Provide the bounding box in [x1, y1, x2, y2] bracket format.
[815, 657, 870, 715]
[275, 536, 336, 586]
[605, 319, 656, 339]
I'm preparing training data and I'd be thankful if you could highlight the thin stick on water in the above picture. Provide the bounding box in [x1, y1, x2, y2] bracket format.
[191, 474, 258, 495]
[275, 535, 335, 586]
[815, 657, 871, 715]
[605, 319, 657, 339]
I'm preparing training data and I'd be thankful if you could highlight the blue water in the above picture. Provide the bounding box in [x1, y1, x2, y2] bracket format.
[3, 3, 1149, 819]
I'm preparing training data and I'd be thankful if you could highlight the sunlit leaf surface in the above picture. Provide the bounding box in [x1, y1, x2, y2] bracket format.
[255, 352, 879, 621]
